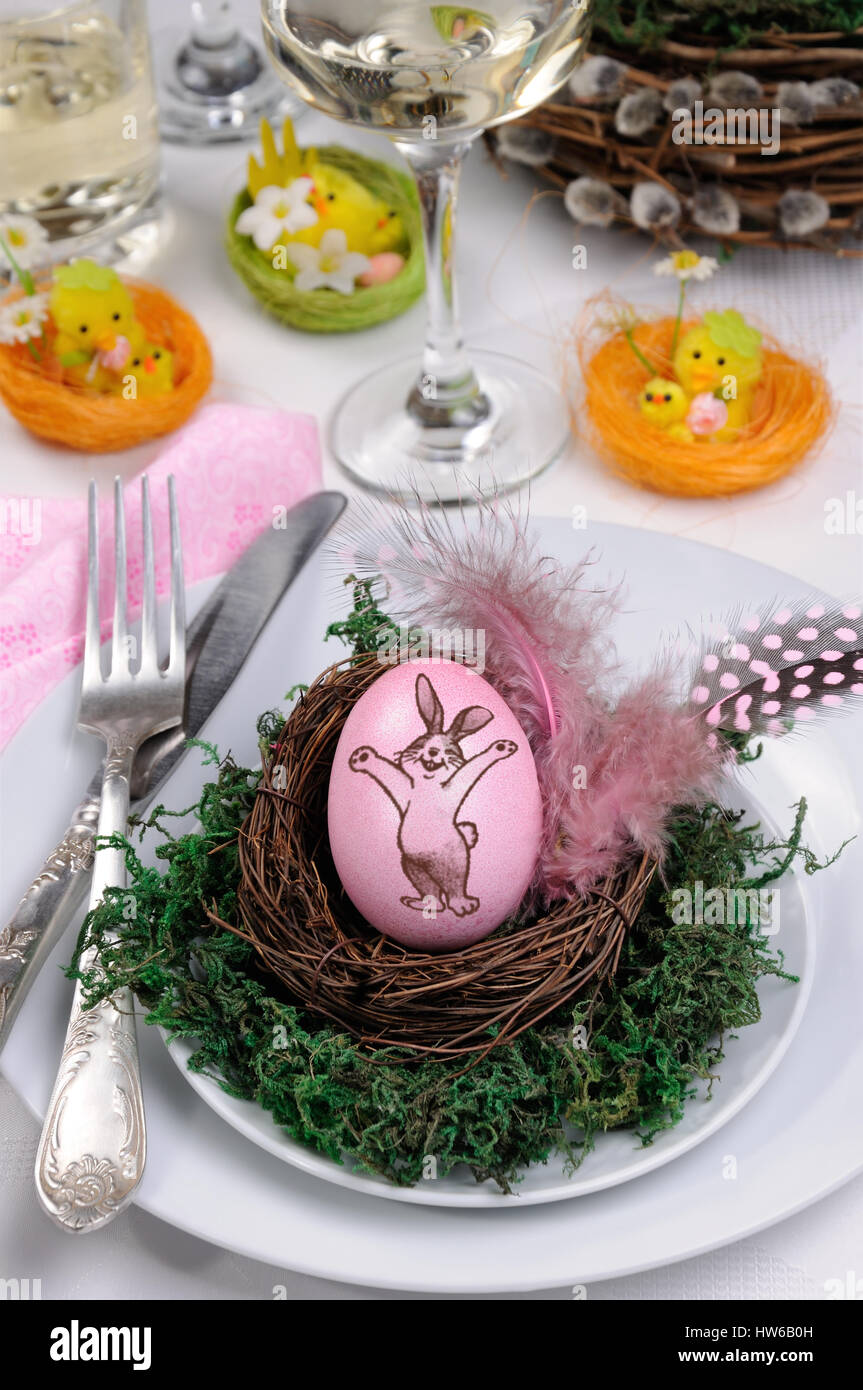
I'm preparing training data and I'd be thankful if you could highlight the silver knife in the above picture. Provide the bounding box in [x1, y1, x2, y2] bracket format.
[0, 490, 345, 1052]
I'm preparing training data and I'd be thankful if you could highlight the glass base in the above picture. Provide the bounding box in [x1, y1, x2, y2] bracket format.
[92, 188, 173, 276]
[0, 183, 170, 278]
[155, 27, 302, 144]
[331, 350, 569, 502]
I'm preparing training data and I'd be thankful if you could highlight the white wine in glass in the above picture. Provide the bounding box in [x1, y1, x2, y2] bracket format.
[261, 2, 593, 499]
[0, 0, 162, 268]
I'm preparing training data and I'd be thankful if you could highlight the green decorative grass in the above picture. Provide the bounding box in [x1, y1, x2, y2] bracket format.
[70, 587, 837, 1194]
[594, 0, 863, 49]
[226, 145, 425, 334]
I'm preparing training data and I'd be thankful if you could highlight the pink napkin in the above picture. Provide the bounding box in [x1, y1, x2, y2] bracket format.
[0, 403, 321, 750]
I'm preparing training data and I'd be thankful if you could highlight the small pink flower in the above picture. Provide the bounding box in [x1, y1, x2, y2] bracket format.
[686, 392, 728, 436]
[98, 335, 131, 372]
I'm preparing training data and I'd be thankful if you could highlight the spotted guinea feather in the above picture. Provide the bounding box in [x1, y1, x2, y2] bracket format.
[689, 598, 863, 734]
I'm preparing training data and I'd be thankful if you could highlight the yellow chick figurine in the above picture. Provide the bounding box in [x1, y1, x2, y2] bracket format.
[673, 310, 763, 442]
[246, 117, 405, 258]
[50, 259, 142, 391]
[112, 342, 175, 399]
[639, 377, 693, 441]
[300, 162, 405, 256]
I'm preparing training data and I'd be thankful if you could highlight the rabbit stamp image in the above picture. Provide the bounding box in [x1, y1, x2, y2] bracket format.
[327, 657, 543, 950]
[349, 672, 517, 918]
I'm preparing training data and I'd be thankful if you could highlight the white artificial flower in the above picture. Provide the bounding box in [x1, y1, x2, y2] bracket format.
[654, 249, 718, 282]
[0, 214, 49, 270]
[235, 179, 318, 250]
[285, 229, 370, 295]
[0, 292, 49, 344]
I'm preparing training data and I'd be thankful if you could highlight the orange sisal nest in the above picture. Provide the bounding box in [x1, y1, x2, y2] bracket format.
[0, 279, 212, 453]
[576, 302, 832, 498]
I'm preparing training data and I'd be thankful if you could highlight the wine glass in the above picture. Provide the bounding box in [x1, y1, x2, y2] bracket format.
[155, 0, 301, 143]
[260, 1, 593, 500]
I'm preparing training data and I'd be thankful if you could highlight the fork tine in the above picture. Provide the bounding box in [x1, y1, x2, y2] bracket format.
[110, 476, 128, 675]
[139, 475, 157, 674]
[83, 481, 101, 686]
[166, 475, 185, 677]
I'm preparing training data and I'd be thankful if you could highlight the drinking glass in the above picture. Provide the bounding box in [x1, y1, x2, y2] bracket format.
[155, 0, 301, 143]
[0, 0, 163, 270]
[260, 1, 592, 500]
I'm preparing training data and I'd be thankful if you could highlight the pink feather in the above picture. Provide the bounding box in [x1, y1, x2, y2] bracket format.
[332, 496, 727, 900]
[550, 667, 727, 894]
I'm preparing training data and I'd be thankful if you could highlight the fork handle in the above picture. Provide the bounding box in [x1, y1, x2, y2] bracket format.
[34, 740, 146, 1233]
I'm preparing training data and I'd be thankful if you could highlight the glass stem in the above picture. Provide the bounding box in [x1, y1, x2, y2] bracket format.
[176, 1, 262, 97]
[394, 138, 489, 429]
[189, 1, 240, 48]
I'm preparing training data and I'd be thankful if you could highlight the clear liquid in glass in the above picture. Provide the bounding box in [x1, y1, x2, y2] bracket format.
[262, 1, 590, 139]
[0, 1, 161, 257]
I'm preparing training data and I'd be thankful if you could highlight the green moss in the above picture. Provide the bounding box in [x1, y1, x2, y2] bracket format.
[593, 0, 863, 50]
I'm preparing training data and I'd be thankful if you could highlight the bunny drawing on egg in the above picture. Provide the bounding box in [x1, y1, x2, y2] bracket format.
[348, 672, 517, 919]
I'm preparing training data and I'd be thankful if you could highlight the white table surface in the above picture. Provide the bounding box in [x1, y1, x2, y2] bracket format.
[1, 4, 862, 1299]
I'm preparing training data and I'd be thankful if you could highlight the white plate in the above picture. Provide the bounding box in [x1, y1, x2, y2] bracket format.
[2, 520, 861, 1288]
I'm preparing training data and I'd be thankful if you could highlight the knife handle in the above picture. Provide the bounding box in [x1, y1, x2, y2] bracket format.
[0, 800, 98, 1054]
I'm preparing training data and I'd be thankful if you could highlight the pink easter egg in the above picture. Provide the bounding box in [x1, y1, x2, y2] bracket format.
[358, 252, 405, 287]
[327, 658, 542, 952]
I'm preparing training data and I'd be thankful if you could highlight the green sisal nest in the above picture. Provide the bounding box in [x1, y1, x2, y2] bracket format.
[226, 145, 425, 333]
[67, 584, 838, 1193]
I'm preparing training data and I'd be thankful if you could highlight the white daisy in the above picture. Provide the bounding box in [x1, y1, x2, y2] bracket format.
[654, 249, 718, 282]
[235, 179, 318, 251]
[285, 229, 370, 295]
[0, 292, 49, 345]
[0, 215, 49, 270]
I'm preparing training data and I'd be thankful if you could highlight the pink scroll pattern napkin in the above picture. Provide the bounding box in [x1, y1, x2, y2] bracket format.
[0, 403, 321, 749]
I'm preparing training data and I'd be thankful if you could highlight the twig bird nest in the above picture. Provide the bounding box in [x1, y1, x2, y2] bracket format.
[577, 299, 832, 496]
[490, 9, 863, 255]
[232, 653, 656, 1061]
[0, 279, 212, 452]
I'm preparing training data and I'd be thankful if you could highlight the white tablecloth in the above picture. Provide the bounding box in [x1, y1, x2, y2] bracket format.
[3, 1079, 862, 1299]
[1, 3, 862, 1299]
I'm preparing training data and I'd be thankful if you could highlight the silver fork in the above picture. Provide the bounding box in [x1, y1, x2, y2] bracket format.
[35, 476, 185, 1233]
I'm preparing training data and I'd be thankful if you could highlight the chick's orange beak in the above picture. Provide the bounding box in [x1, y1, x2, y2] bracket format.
[144, 356, 156, 374]
[95, 331, 117, 352]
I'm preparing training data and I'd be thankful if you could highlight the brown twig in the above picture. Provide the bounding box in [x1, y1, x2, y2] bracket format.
[229, 653, 657, 1061]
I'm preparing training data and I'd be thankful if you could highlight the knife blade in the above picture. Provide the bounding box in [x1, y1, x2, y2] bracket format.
[0, 490, 345, 1052]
